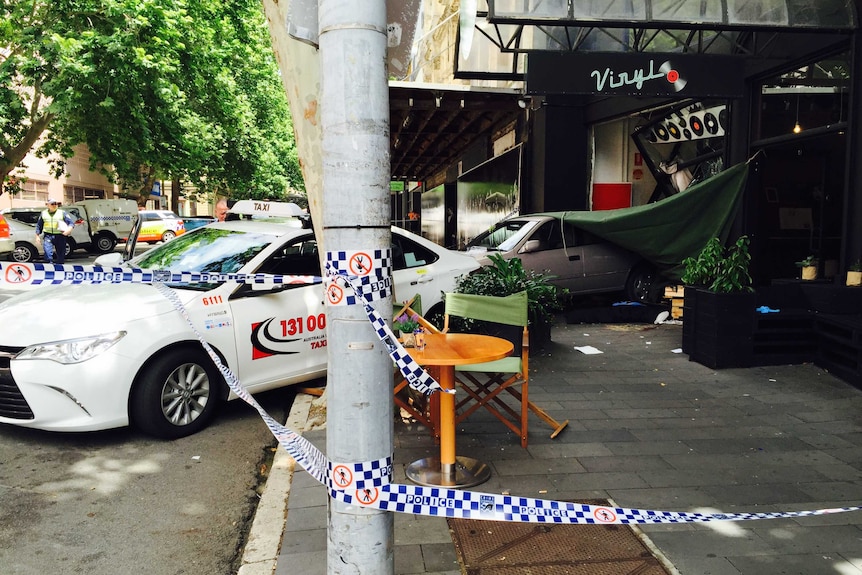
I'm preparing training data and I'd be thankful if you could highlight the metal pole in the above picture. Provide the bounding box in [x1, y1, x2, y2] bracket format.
[319, 1, 394, 573]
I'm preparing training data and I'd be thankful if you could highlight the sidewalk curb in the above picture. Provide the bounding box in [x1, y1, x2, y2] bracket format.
[237, 392, 316, 575]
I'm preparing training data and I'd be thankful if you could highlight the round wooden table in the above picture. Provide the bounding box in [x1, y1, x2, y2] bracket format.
[404, 332, 513, 488]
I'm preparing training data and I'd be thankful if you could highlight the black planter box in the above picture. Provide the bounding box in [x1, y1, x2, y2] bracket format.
[688, 289, 756, 369]
[681, 285, 699, 356]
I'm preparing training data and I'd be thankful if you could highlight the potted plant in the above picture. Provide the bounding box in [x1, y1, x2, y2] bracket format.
[453, 253, 565, 348]
[847, 260, 862, 287]
[680, 236, 755, 369]
[393, 312, 422, 347]
[796, 255, 818, 280]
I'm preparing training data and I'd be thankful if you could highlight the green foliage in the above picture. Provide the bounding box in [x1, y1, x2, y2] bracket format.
[681, 237, 723, 287]
[682, 236, 753, 293]
[454, 254, 565, 327]
[850, 260, 862, 272]
[0, 0, 303, 202]
[795, 255, 817, 267]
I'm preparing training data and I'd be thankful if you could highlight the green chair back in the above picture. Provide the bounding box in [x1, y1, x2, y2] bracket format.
[443, 291, 528, 327]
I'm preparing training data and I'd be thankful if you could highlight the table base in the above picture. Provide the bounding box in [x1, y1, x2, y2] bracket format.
[405, 456, 491, 488]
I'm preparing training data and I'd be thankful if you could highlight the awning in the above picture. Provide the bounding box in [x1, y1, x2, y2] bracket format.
[389, 82, 522, 187]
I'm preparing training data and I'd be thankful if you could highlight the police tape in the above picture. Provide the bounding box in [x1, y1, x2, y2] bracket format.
[3, 260, 861, 524]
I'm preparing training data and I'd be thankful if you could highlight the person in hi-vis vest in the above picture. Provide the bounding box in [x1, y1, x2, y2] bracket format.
[35, 199, 76, 264]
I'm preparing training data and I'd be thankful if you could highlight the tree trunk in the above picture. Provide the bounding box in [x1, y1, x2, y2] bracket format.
[1, 112, 55, 188]
[170, 177, 181, 213]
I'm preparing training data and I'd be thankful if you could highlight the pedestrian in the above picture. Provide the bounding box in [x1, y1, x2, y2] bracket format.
[215, 199, 229, 222]
[35, 199, 75, 264]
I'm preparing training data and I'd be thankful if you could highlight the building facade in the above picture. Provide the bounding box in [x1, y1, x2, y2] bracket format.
[390, 0, 860, 285]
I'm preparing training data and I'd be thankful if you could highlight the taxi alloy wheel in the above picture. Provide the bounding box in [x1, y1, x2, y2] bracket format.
[131, 348, 224, 439]
[162, 230, 176, 242]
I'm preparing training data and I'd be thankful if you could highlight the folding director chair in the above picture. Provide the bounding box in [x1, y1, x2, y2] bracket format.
[392, 295, 442, 435]
[443, 291, 568, 448]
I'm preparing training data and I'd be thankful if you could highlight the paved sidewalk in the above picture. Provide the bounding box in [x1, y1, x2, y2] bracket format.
[243, 319, 862, 575]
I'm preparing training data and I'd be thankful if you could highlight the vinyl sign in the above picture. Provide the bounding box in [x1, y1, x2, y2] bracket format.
[526, 52, 744, 98]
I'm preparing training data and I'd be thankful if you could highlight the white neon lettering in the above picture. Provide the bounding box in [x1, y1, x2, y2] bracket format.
[591, 60, 665, 92]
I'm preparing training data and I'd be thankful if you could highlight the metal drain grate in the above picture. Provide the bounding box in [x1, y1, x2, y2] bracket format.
[447, 501, 672, 575]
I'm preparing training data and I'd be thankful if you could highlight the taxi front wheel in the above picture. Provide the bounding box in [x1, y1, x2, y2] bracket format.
[131, 348, 224, 439]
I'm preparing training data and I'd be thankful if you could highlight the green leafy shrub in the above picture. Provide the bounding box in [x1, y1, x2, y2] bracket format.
[454, 253, 565, 327]
[682, 236, 753, 293]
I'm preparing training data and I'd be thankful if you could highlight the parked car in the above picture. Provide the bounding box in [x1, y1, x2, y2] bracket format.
[464, 214, 661, 302]
[5, 217, 43, 263]
[137, 210, 186, 243]
[0, 201, 480, 439]
[2, 206, 91, 255]
[182, 216, 216, 232]
[0, 214, 13, 257]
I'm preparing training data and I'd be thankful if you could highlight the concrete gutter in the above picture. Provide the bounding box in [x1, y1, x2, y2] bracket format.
[237, 391, 317, 575]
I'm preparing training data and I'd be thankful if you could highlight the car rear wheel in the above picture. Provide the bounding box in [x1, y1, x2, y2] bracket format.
[131, 347, 224, 439]
[95, 232, 117, 253]
[12, 242, 37, 263]
[625, 264, 659, 303]
[162, 230, 176, 242]
[65, 238, 76, 257]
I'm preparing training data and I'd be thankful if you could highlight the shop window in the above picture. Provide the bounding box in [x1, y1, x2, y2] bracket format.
[756, 51, 850, 141]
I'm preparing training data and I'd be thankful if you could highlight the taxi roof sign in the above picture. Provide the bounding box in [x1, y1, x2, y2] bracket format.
[228, 200, 305, 218]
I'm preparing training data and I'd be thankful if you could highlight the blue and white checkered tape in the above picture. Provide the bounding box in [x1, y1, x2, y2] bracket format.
[5, 261, 861, 524]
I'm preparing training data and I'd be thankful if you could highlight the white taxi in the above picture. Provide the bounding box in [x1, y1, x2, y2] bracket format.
[0, 201, 479, 438]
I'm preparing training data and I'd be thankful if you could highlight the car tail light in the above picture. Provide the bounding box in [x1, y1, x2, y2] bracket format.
[0, 215, 9, 239]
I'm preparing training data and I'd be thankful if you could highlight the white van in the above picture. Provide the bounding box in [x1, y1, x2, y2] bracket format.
[70, 199, 138, 252]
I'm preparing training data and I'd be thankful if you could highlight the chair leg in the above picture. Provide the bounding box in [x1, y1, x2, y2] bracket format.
[454, 373, 529, 446]
[529, 401, 569, 439]
[492, 384, 570, 439]
[394, 381, 434, 430]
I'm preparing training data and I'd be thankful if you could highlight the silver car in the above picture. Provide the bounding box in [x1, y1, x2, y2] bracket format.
[464, 214, 660, 302]
[5, 217, 44, 263]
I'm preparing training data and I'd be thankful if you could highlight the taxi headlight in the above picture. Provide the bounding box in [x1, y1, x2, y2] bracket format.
[16, 331, 127, 364]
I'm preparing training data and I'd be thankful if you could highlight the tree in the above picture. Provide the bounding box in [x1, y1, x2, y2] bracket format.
[0, 0, 302, 204]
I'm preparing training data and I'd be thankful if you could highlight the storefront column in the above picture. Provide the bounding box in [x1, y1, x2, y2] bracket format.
[529, 102, 589, 212]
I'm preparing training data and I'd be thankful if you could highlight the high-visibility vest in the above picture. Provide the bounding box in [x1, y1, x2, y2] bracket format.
[41, 209, 68, 234]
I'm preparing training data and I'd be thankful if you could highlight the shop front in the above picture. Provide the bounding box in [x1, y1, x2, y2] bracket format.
[509, 3, 859, 286]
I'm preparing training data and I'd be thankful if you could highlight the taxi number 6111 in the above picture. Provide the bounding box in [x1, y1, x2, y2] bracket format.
[281, 314, 327, 336]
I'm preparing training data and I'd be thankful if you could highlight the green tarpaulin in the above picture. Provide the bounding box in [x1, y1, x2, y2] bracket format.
[538, 161, 750, 281]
